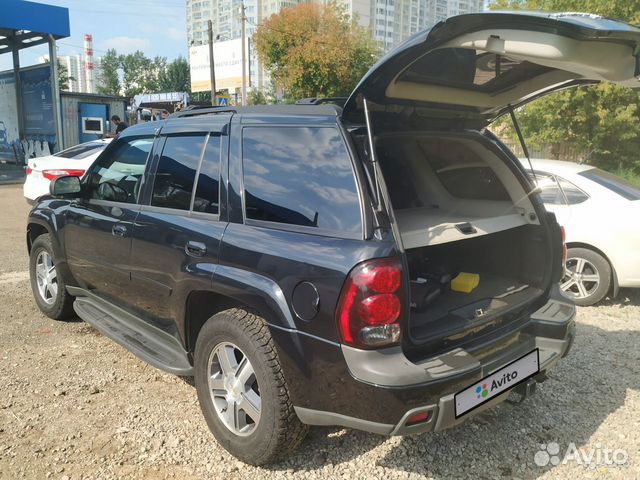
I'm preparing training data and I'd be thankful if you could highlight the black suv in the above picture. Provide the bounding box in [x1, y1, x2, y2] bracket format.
[27, 12, 640, 465]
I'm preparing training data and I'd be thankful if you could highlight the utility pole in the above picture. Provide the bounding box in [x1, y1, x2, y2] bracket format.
[247, 38, 251, 92]
[240, 2, 247, 106]
[208, 19, 216, 106]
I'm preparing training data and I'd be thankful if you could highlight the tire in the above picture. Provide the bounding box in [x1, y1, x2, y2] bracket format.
[29, 234, 76, 320]
[194, 308, 308, 465]
[560, 247, 612, 306]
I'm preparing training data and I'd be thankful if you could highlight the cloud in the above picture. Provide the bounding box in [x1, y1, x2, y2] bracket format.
[102, 36, 152, 54]
[167, 27, 186, 42]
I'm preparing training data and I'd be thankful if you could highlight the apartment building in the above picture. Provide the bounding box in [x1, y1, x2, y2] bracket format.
[39, 54, 104, 94]
[186, 0, 483, 91]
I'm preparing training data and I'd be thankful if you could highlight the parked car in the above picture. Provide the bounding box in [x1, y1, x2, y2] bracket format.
[519, 159, 640, 306]
[23, 139, 111, 204]
[26, 11, 640, 465]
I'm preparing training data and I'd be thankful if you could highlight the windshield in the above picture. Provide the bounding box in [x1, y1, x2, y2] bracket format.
[54, 142, 107, 160]
[579, 168, 640, 201]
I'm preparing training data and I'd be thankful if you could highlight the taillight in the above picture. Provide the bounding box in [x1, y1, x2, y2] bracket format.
[26, 166, 32, 175]
[560, 226, 567, 264]
[336, 257, 404, 348]
[42, 169, 85, 180]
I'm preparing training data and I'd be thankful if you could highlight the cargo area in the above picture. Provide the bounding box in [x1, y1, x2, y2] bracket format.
[404, 225, 546, 345]
[377, 133, 550, 349]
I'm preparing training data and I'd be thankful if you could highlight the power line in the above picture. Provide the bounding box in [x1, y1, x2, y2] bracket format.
[58, 42, 110, 55]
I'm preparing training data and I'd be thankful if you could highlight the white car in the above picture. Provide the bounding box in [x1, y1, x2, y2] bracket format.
[520, 158, 640, 305]
[23, 139, 112, 204]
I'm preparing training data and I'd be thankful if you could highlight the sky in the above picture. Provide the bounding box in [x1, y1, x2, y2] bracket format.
[0, 0, 189, 71]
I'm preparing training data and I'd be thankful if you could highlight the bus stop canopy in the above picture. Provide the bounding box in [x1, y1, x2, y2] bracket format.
[0, 0, 70, 166]
[0, 0, 70, 52]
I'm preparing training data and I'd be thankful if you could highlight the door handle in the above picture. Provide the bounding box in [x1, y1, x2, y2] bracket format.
[185, 240, 206, 258]
[112, 224, 127, 237]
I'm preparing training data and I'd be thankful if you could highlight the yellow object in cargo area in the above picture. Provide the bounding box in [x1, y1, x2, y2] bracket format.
[451, 272, 480, 293]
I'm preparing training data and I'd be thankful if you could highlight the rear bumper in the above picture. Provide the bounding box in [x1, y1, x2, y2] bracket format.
[23, 176, 48, 204]
[292, 285, 575, 435]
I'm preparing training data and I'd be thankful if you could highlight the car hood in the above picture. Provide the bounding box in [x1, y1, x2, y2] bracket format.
[342, 11, 640, 124]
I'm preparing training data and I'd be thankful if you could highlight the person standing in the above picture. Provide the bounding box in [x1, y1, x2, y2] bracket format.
[107, 115, 128, 138]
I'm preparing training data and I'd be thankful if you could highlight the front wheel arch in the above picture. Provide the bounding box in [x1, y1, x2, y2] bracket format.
[27, 222, 50, 253]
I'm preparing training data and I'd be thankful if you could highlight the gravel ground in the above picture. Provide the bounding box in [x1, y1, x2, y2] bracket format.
[1, 183, 639, 479]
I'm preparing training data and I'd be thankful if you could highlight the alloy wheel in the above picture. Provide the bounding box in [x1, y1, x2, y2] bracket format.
[35, 251, 58, 305]
[207, 341, 261, 436]
[560, 256, 600, 300]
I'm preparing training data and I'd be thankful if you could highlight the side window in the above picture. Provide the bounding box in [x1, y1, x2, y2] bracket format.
[87, 136, 153, 203]
[534, 173, 566, 205]
[151, 134, 206, 210]
[242, 126, 361, 234]
[193, 134, 221, 214]
[557, 177, 589, 205]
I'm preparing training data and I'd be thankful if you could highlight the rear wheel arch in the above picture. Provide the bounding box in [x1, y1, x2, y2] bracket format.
[565, 242, 617, 289]
[184, 290, 292, 355]
[184, 289, 311, 416]
[185, 290, 246, 356]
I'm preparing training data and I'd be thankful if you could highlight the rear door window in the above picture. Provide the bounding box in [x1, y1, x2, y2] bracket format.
[557, 177, 589, 204]
[533, 173, 566, 205]
[193, 134, 221, 214]
[151, 135, 206, 210]
[242, 126, 361, 235]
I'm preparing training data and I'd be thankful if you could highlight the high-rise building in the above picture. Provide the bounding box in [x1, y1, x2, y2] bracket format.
[39, 34, 107, 94]
[59, 54, 84, 92]
[395, 0, 483, 45]
[187, 0, 300, 92]
[186, 0, 483, 91]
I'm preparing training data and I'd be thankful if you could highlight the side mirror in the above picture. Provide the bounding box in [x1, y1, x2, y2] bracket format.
[50, 175, 82, 197]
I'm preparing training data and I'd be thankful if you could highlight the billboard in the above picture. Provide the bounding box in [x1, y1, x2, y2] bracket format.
[0, 64, 56, 161]
[21, 65, 55, 137]
[0, 71, 20, 160]
[189, 38, 249, 92]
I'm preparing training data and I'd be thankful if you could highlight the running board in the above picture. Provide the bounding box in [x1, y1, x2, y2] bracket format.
[68, 287, 193, 376]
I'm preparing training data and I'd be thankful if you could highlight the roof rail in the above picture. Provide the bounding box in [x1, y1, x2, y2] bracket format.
[171, 105, 237, 118]
[295, 97, 348, 106]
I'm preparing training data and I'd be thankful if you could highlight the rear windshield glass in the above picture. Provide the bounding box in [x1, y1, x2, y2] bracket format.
[54, 142, 107, 159]
[398, 48, 553, 94]
[579, 168, 640, 200]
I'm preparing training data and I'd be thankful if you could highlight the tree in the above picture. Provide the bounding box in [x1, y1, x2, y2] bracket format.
[42, 58, 74, 91]
[97, 48, 121, 96]
[254, 3, 378, 99]
[119, 51, 153, 98]
[489, 0, 640, 23]
[57, 60, 73, 91]
[146, 56, 168, 93]
[247, 89, 268, 105]
[489, 0, 640, 173]
[159, 56, 191, 93]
